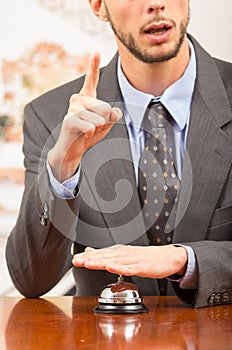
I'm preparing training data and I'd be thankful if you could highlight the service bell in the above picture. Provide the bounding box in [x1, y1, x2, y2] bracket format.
[94, 275, 148, 314]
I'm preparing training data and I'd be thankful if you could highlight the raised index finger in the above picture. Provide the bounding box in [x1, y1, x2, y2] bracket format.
[80, 52, 100, 98]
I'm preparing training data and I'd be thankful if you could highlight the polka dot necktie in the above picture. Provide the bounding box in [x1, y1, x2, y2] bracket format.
[138, 101, 180, 295]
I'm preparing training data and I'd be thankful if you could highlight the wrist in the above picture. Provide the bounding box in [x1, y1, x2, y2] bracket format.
[173, 246, 188, 277]
[48, 149, 81, 182]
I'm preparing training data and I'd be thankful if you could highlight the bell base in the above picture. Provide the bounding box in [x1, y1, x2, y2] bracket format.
[94, 302, 148, 314]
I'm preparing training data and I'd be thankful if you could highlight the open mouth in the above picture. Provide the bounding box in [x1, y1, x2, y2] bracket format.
[144, 24, 171, 35]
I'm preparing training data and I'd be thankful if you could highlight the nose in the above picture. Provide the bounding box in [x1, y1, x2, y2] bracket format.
[146, 0, 166, 13]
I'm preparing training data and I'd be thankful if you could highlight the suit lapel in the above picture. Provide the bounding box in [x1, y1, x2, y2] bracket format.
[174, 37, 232, 243]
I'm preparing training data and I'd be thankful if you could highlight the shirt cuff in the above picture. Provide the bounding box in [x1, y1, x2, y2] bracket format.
[46, 160, 80, 198]
[167, 245, 199, 289]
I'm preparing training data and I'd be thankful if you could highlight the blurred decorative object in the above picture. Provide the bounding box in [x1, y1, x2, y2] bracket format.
[0, 168, 24, 184]
[35, 0, 104, 34]
[22, 41, 90, 98]
[38, 0, 60, 10]
[0, 41, 90, 142]
[0, 115, 22, 142]
[0, 115, 13, 139]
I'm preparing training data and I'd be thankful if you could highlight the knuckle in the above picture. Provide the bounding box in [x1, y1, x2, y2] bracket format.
[67, 108, 77, 115]
[69, 93, 79, 104]
[69, 93, 87, 108]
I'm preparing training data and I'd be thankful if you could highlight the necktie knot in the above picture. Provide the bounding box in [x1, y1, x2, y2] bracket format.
[146, 101, 172, 130]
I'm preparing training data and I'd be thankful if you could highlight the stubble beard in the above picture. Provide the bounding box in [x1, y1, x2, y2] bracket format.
[104, 6, 190, 64]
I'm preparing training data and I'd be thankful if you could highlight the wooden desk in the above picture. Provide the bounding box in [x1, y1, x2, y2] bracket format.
[1, 296, 232, 349]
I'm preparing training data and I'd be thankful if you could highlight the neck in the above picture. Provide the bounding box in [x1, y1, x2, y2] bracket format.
[118, 38, 190, 97]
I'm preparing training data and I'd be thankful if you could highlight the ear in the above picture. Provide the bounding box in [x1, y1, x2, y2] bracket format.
[88, 0, 109, 22]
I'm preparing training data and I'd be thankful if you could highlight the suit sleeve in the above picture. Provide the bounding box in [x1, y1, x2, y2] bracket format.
[5, 102, 80, 298]
[172, 240, 232, 308]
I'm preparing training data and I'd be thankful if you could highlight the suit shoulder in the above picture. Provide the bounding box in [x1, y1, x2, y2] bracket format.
[23, 75, 86, 128]
[214, 58, 232, 85]
[28, 75, 86, 109]
[24, 60, 110, 115]
[214, 58, 232, 102]
[214, 57, 232, 75]
[23, 63, 109, 129]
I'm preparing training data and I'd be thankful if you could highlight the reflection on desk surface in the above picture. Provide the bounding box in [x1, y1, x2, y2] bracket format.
[1, 296, 232, 350]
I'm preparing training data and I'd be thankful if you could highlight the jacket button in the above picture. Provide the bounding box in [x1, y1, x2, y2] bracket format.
[40, 202, 49, 226]
[40, 216, 46, 226]
[222, 292, 229, 303]
[215, 293, 221, 303]
[208, 293, 215, 305]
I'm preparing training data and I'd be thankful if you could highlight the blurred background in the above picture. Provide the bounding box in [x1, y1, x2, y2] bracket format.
[0, 0, 231, 297]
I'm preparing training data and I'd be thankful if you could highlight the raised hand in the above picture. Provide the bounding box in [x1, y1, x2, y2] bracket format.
[48, 52, 122, 182]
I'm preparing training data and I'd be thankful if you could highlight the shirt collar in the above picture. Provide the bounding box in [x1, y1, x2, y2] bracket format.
[117, 40, 196, 132]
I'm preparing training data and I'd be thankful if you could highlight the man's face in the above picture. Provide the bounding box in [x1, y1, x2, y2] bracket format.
[101, 0, 190, 63]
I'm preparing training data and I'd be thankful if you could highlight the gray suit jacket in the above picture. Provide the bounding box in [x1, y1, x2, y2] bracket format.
[6, 35, 232, 308]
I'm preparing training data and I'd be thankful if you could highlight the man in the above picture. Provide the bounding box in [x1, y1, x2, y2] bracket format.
[6, 0, 232, 308]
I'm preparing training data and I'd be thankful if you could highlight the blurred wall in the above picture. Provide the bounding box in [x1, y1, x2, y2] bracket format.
[189, 0, 232, 62]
